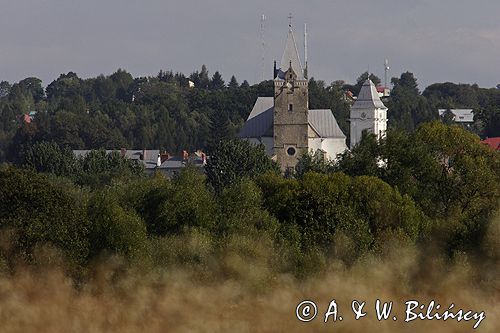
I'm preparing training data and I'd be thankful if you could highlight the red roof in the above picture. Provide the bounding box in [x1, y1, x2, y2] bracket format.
[22, 114, 32, 124]
[482, 137, 500, 151]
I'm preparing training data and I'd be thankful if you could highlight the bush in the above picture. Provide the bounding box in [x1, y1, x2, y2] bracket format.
[0, 166, 89, 268]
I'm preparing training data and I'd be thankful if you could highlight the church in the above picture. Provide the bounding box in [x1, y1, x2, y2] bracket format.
[239, 23, 387, 172]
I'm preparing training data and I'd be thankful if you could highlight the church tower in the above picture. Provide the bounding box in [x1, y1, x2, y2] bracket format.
[349, 79, 388, 148]
[273, 22, 308, 173]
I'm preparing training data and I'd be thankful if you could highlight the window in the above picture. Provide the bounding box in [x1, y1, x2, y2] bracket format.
[288, 104, 293, 111]
[287, 147, 296, 156]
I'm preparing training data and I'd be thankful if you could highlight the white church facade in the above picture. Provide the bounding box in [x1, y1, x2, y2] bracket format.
[239, 23, 387, 171]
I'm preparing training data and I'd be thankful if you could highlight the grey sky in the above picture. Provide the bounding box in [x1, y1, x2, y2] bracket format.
[1, 0, 499, 89]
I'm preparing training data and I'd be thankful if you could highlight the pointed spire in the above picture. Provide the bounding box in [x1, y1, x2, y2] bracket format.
[276, 18, 304, 80]
[352, 79, 387, 110]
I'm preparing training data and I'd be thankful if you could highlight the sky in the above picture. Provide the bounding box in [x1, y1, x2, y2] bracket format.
[1, 0, 499, 90]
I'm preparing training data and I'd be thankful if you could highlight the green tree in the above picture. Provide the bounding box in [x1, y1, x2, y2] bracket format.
[154, 168, 217, 235]
[76, 150, 144, 188]
[23, 141, 77, 177]
[228, 75, 239, 89]
[206, 139, 279, 192]
[335, 132, 381, 177]
[387, 72, 434, 131]
[87, 190, 149, 262]
[0, 166, 90, 267]
[352, 72, 381, 96]
[210, 71, 225, 90]
[207, 109, 231, 152]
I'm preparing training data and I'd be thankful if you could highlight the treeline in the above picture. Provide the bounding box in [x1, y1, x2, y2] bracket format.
[1, 122, 498, 281]
[1, 67, 500, 163]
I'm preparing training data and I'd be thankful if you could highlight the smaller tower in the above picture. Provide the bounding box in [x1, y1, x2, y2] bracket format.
[349, 79, 388, 148]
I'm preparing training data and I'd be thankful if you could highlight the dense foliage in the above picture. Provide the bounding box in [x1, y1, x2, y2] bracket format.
[0, 66, 499, 284]
[2, 67, 499, 165]
[0, 122, 498, 281]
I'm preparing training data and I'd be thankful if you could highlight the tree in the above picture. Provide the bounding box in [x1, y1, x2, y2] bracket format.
[228, 75, 239, 89]
[295, 150, 334, 177]
[0, 166, 90, 267]
[387, 71, 434, 131]
[155, 168, 217, 235]
[206, 109, 231, 152]
[210, 71, 225, 90]
[87, 190, 149, 261]
[0, 81, 11, 98]
[440, 109, 455, 125]
[205, 139, 279, 192]
[76, 150, 144, 188]
[352, 72, 381, 96]
[335, 132, 381, 177]
[23, 141, 77, 177]
[199, 65, 210, 89]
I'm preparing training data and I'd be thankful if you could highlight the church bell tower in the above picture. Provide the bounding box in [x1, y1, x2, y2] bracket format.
[349, 78, 388, 148]
[273, 21, 309, 173]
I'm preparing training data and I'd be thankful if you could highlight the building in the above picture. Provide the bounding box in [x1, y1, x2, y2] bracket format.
[239, 23, 347, 172]
[73, 149, 205, 178]
[438, 109, 474, 123]
[349, 78, 388, 148]
[482, 137, 500, 151]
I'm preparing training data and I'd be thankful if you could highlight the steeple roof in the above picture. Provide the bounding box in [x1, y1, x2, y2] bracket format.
[351, 79, 387, 110]
[276, 26, 304, 80]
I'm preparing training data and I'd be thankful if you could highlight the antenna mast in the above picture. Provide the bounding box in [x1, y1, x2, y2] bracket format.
[260, 14, 267, 82]
[304, 23, 308, 79]
[384, 58, 390, 89]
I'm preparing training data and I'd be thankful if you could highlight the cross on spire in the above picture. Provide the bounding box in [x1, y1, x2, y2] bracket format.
[288, 13, 293, 28]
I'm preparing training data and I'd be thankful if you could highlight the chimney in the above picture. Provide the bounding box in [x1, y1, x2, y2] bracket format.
[273, 60, 277, 78]
[120, 148, 127, 158]
[160, 152, 170, 163]
[201, 152, 207, 165]
[156, 153, 161, 167]
[141, 149, 147, 161]
[182, 150, 189, 161]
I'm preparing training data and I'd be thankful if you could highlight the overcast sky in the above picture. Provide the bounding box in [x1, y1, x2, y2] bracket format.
[1, 0, 499, 89]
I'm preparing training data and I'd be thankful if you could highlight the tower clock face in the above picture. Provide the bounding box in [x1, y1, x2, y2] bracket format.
[361, 112, 367, 119]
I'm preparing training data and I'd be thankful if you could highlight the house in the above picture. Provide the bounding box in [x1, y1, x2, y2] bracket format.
[438, 109, 474, 123]
[482, 137, 500, 151]
[72, 149, 206, 177]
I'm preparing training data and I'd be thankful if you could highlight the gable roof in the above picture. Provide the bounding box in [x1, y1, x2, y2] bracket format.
[239, 97, 274, 138]
[276, 27, 304, 80]
[308, 109, 346, 138]
[239, 98, 345, 139]
[352, 79, 387, 110]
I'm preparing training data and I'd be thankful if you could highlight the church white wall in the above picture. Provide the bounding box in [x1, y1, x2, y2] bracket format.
[350, 108, 388, 148]
[308, 138, 347, 161]
[350, 119, 374, 148]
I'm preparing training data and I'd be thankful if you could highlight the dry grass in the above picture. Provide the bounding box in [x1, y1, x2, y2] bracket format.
[0, 235, 497, 333]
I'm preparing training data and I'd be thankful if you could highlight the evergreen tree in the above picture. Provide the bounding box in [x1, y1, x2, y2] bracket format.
[207, 109, 231, 152]
[210, 71, 225, 90]
[228, 75, 239, 89]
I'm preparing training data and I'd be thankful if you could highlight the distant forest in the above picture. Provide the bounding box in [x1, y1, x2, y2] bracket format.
[1, 65, 500, 162]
